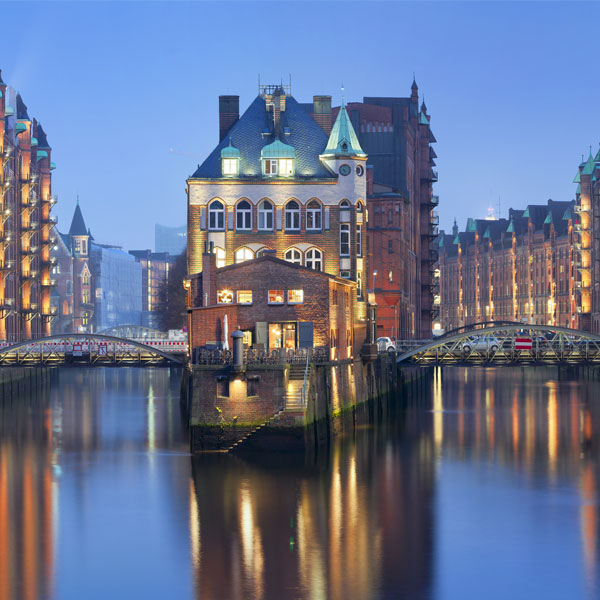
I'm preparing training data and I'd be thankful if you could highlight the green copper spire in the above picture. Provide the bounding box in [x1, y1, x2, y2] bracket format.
[506, 218, 515, 233]
[582, 149, 595, 175]
[574, 170, 581, 183]
[544, 211, 553, 225]
[523, 207, 530, 218]
[419, 111, 429, 126]
[594, 145, 600, 162]
[483, 226, 491, 239]
[322, 101, 366, 158]
[562, 207, 572, 220]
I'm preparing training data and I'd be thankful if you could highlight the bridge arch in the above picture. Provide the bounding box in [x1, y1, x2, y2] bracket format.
[0, 333, 185, 365]
[397, 324, 600, 365]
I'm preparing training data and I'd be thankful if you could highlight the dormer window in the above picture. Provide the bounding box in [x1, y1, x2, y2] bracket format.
[220, 140, 240, 177]
[261, 140, 295, 177]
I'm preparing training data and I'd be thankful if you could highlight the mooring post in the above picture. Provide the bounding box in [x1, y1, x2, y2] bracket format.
[232, 329, 244, 373]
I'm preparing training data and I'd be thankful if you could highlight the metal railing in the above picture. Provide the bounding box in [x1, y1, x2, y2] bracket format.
[193, 346, 329, 366]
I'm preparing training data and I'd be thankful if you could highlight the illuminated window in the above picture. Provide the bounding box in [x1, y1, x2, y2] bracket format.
[306, 200, 322, 230]
[208, 200, 225, 230]
[222, 158, 238, 176]
[236, 200, 252, 230]
[215, 247, 226, 268]
[357, 272, 363, 299]
[305, 248, 323, 271]
[82, 273, 90, 285]
[82, 312, 89, 325]
[235, 247, 254, 263]
[288, 289, 303, 304]
[82, 290, 89, 303]
[217, 289, 233, 304]
[340, 223, 350, 256]
[268, 290, 284, 304]
[237, 290, 253, 304]
[279, 158, 294, 176]
[388, 270, 393, 282]
[285, 200, 300, 230]
[264, 159, 278, 176]
[285, 248, 302, 264]
[258, 200, 274, 230]
[81, 239, 87, 255]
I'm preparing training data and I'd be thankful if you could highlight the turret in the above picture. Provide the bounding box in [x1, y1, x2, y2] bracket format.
[68, 199, 90, 257]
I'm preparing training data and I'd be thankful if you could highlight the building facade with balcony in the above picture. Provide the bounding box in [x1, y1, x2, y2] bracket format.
[0, 70, 57, 341]
[187, 85, 369, 351]
[437, 199, 576, 331]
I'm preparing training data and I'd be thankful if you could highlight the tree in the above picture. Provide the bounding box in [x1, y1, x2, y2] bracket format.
[156, 250, 188, 331]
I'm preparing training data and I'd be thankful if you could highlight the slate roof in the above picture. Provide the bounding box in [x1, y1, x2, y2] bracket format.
[36, 123, 50, 149]
[68, 203, 88, 237]
[16, 94, 29, 120]
[191, 95, 334, 179]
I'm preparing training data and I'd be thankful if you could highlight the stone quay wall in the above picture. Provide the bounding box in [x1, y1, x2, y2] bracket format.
[182, 354, 430, 453]
[0, 367, 54, 402]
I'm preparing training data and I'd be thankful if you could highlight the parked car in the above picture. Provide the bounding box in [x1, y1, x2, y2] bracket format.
[377, 337, 396, 352]
[462, 336, 500, 353]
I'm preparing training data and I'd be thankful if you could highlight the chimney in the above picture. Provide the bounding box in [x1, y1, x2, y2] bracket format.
[313, 95, 332, 134]
[272, 88, 281, 137]
[219, 95, 239, 142]
[201, 245, 217, 306]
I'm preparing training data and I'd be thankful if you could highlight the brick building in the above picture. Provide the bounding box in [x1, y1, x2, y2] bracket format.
[187, 84, 369, 350]
[438, 199, 576, 331]
[188, 250, 356, 359]
[0, 70, 57, 341]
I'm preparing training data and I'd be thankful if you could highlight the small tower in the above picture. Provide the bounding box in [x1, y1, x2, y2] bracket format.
[68, 200, 93, 332]
[69, 198, 90, 257]
[452, 218, 458, 236]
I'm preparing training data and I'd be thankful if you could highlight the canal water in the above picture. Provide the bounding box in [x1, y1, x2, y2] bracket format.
[0, 366, 599, 599]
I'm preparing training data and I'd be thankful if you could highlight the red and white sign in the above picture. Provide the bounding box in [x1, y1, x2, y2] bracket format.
[98, 344, 107, 356]
[515, 337, 532, 350]
[72, 343, 83, 357]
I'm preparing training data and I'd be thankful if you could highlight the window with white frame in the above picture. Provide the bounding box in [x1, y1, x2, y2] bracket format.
[236, 200, 252, 230]
[288, 290, 304, 304]
[268, 290, 284, 304]
[340, 224, 350, 256]
[222, 158, 238, 176]
[356, 224, 362, 257]
[306, 200, 322, 230]
[235, 247, 254, 263]
[258, 200, 274, 230]
[208, 200, 225, 230]
[264, 159, 278, 176]
[279, 159, 294, 176]
[284, 248, 302, 264]
[305, 248, 323, 271]
[285, 200, 300, 230]
[237, 290, 253, 304]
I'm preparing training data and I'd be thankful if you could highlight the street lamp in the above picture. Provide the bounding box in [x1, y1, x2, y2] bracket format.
[372, 269, 378, 293]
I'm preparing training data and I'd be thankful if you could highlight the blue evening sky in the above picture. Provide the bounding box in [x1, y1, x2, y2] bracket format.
[1, 1, 598, 250]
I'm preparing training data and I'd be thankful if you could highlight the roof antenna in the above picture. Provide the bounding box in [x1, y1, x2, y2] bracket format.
[341, 82, 345, 108]
[76, 194, 79, 206]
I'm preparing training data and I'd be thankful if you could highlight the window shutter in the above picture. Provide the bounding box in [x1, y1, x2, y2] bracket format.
[200, 207, 206, 230]
[276, 208, 282, 230]
[324, 207, 330, 230]
[227, 210, 234, 231]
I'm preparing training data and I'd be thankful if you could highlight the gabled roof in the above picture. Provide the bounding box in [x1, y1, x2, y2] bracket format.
[69, 202, 88, 237]
[322, 103, 366, 158]
[191, 95, 334, 179]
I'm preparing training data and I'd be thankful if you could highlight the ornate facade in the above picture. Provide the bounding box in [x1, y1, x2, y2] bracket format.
[0, 70, 56, 341]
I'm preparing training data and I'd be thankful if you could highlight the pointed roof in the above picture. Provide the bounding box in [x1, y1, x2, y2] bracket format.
[322, 102, 366, 158]
[69, 201, 88, 237]
[421, 100, 427, 113]
[574, 170, 581, 183]
[411, 78, 418, 91]
[16, 94, 29, 120]
[36, 122, 50, 149]
[544, 211, 553, 225]
[419, 111, 429, 125]
[582, 151, 596, 175]
[595, 146, 600, 162]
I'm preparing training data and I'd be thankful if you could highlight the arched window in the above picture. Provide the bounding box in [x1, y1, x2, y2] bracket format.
[305, 248, 323, 271]
[339, 200, 351, 223]
[235, 247, 254, 263]
[208, 200, 225, 230]
[214, 247, 226, 268]
[285, 200, 300, 231]
[340, 224, 350, 256]
[306, 200, 322, 231]
[356, 201, 364, 213]
[236, 200, 252, 230]
[258, 200, 274, 230]
[285, 248, 302, 264]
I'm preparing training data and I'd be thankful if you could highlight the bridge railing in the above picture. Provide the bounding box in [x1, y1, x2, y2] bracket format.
[193, 346, 330, 366]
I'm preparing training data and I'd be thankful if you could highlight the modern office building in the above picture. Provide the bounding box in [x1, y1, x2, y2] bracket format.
[129, 249, 170, 328]
[155, 223, 186, 256]
[0, 70, 57, 341]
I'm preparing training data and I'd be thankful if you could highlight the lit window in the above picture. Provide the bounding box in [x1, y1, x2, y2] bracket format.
[215, 247, 226, 268]
[222, 158, 238, 176]
[208, 200, 225, 230]
[264, 159, 278, 176]
[288, 290, 303, 304]
[217, 289, 233, 304]
[236, 200, 252, 230]
[279, 158, 294, 176]
[306, 200, 322, 230]
[285, 200, 300, 230]
[237, 290, 253, 304]
[305, 248, 323, 271]
[357, 272, 363, 298]
[268, 290, 284, 304]
[258, 200, 274, 230]
[285, 248, 302, 264]
[340, 224, 350, 256]
[388, 270, 393, 282]
[235, 247, 254, 263]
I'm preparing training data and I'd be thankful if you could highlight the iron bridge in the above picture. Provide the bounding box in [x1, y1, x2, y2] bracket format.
[0, 334, 186, 366]
[396, 324, 600, 365]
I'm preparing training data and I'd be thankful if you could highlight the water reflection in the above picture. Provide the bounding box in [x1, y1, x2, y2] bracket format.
[1, 366, 600, 599]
